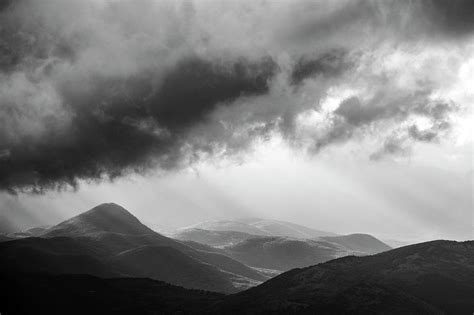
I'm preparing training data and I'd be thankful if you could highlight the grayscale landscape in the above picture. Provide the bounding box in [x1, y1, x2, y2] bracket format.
[0, 0, 473, 314]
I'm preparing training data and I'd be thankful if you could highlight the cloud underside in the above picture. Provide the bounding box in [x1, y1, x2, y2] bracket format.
[0, 0, 472, 193]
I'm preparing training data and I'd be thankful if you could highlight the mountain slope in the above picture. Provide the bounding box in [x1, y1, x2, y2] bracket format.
[174, 228, 391, 272]
[0, 273, 223, 315]
[6, 226, 50, 239]
[223, 236, 345, 271]
[0, 237, 120, 278]
[173, 228, 259, 247]
[44, 203, 155, 237]
[320, 233, 391, 254]
[247, 218, 337, 238]
[0, 234, 13, 242]
[215, 240, 474, 314]
[189, 220, 269, 235]
[187, 218, 335, 239]
[221, 234, 391, 271]
[111, 245, 236, 293]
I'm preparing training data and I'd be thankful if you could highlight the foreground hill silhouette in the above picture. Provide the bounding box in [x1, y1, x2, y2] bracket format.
[214, 240, 474, 314]
[0, 203, 267, 293]
[0, 274, 223, 315]
[1, 240, 472, 314]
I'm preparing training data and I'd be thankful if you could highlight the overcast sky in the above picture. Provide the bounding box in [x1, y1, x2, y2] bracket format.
[0, 0, 472, 242]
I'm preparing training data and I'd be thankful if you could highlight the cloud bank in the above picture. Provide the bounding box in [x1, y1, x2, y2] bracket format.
[0, 0, 472, 193]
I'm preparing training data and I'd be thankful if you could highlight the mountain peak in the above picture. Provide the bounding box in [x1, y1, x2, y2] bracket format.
[86, 203, 137, 218]
[44, 203, 155, 237]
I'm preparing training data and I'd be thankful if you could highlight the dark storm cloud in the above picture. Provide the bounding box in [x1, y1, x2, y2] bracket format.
[312, 95, 410, 150]
[290, 49, 352, 85]
[0, 0, 469, 193]
[312, 96, 457, 153]
[0, 56, 277, 193]
[151, 57, 276, 130]
[334, 96, 404, 126]
[0, 0, 16, 13]
[367, 101, 457, 160]
[424, 0, 474, 37]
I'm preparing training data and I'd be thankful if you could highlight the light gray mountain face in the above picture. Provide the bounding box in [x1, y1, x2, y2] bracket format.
[319, 234, 392, 254]
[173, 221, 391, 272]
[182, 218, 336, 239]
[247, 218, 337, 238]
[0, 203, 270, 293]
[222, 234, 391, 271]
[173, 228, 259, 247]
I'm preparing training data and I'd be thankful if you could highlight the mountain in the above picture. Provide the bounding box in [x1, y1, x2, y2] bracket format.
[319, 234, 391, 254]
[43, 203, 155, 237]
[174, 228, 390, 272]
[111, 245, 236, 293]
[214, 240, 474, 314]
[0, 234, 13, 242]
[0, 226, 49, 242]
[186, 218, 336, 239]
[187, 220, 269, 235]
[8, 226, 50, 238]
[247, 218, 337, 238]
[223, 236, 346, 271]
[382, 238, 412, 248]
[173, 228, 259, 247]
[0, 237, 120, 278]
[0, 203, 268, 293]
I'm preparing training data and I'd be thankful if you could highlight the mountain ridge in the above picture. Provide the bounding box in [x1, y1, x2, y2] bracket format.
[319, 233, 391, 254]
[173, 228, 391, 271]
[183, 218, 336, 239]
[0, 203, 268, 293]
[43, 203, 156, 237]
[213, 240, 474, 314]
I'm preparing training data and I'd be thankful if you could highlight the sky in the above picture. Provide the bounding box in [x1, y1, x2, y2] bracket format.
[0, 0, 472, 242]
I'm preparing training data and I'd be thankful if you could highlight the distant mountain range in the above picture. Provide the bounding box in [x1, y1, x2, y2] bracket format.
[1, 203, 471, 314]
[180, 218, 336, 238]
[174, 226, 391, 271]
[0, 203, 268, 293]
[319, 234, 392, 254]
[223, 235, 389, 271]
[173, 228, 257, 247]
